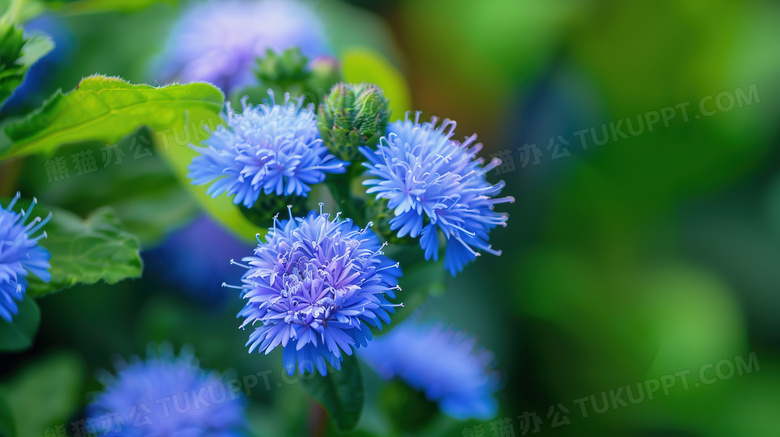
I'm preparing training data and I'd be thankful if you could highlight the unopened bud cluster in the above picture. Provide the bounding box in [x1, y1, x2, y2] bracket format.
[317, 82, 390, 162]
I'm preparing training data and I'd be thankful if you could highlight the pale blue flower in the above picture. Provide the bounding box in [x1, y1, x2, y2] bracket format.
[360, 320, 500, 420]
[189, 92, 346, 207]
[155, 0, 330, 92]
[87, 345, 247, 437]
[361, 113, 514, 275]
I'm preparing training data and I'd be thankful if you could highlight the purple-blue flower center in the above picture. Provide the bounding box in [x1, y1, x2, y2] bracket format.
[232, 206, 402, 376]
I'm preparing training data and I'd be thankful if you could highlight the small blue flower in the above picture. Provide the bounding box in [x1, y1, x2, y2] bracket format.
[189, 92, 347, 208]
[0, 193, 50, 322]
[229, 206, 402, 376]
[360, 321, 500, 421]
[87, 345, 247, 437]
[361, 112, 514, 276]
[154, 0, 330, 92]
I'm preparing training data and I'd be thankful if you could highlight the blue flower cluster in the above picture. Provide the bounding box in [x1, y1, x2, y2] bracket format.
[0, 193, 51, 322]
[0, 0, 519, 429]
[186, 75, 511, 419]
[189, 93, 346, 208]
[362, 112, 514, 275]
[155, 0, 329, 92]
[360, 320, 500, 420]
[231, 206, 401, 376]
[87, 345, 247, 437]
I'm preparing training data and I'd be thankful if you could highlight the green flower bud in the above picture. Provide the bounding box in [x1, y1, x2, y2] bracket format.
[317, 82, 391, 162]
[240, 48, 340, 109]
[255, 47, 309, 86]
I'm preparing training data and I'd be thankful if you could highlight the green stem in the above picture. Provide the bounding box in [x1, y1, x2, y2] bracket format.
[0, 159, 22, 197]
[326, 164, 363, 224]
[309, 401, 328, 437]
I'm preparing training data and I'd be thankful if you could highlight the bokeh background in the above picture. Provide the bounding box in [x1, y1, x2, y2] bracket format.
[2, 0, 780, 436]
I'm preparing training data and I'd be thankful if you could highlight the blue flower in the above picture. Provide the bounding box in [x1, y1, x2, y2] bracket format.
[154, 0, 330, 92]
[360, 112, 514, 276]
[229, 206, 402, 376]
[0, 193, 50, 322]
[359, 321, 500, 421]
[189, 92, 347, 208]
[87, 345, 247, 437]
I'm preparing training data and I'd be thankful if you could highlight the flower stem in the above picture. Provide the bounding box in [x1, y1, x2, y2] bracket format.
[309, 400, 328, 437]
[0, 159, 22, 197]
[326, 164, 363, 224]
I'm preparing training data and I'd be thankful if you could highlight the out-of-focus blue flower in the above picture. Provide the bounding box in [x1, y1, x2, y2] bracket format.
[155, 0, 330, 92]
[87, 345, 247, 437]
[230, 206, 402, 376]
[189, 92, 347, 208]
[360, 320, 500, 421]
[361, 112, 515, 276]
[0, 193, 50, 322]
[144, 215, 254, 306]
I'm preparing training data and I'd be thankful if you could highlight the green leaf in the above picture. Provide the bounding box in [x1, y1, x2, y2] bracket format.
[341, 48, 411, 122]
[0, 22, 54, 107]
[0, 0, 173, 19]
[0, 295, 40, 353]
[303, 354, 365, 431]
[0, 75, 224, 159]
[25, 204, 143, 297]
[107, 167, 199, 246]
[51, 0, 177, 15]
[0, 392, 16, 437]
[22, 128, 200, 246]
[0, 0, 47, 23]
[15, 34, 53, 70]
[0, 352, 84, 437]
[0, 74, 260, 241]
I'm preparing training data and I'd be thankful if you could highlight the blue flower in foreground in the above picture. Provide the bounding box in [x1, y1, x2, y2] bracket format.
[155, 0, 330, 92]
[360, 321, 500, 420]
[229, 206, 402, 376]
[361, 112, 514, 276]
[87, 345, 247, 437]
[0, 193, 50, 322]
[189, 92, 347, 208]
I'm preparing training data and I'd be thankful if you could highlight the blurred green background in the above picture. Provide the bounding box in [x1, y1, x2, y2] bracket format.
[2, 0, 780, 436]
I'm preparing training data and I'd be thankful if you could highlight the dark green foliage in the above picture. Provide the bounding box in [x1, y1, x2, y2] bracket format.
[0, 20, 53, 107]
